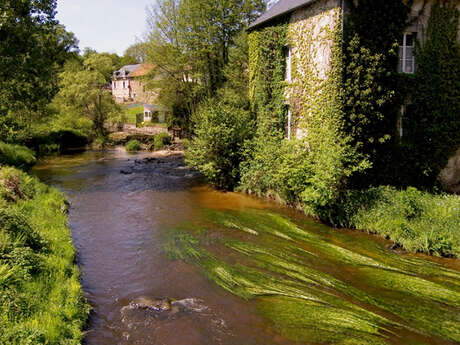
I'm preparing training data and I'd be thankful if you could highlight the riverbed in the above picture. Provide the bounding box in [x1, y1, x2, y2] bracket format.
[32, 149, 460, 345]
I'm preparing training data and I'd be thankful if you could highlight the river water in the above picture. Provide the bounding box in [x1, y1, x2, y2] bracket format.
[32, 149, 460, 345]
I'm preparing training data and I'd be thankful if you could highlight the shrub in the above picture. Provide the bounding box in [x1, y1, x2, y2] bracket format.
[153, 133, 172, 151]
[23, 130, 89, 156]
[125, 139, 141, 152]
[331, 186, 460, 257]
[0, 167, 39, 202]
[186, 100, 254, 189]
[0, 142, 36, 169]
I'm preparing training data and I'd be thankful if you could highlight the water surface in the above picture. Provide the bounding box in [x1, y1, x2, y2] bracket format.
[33, 149, 460, 345]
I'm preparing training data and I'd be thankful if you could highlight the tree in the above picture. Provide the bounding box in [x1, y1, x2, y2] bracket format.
[142, 0, 265, 129]
[0, 0, 79, 140]
[52, 54, 122, 137]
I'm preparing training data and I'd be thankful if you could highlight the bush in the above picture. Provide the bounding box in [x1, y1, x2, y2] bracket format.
[24, 130, 89, 156]
[125, 139, 141, 152]
[153, 133, 172, 151]
[0, 142, 36, 169]
[186, 100, 254, 189]
[330, 186, 460, 257]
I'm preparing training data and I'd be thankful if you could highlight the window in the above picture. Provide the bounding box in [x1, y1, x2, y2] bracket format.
[398, 33, 416, 73]
[286, 106, 292, 140]
[285, 45, 292, 82]
[113, 81, 116, 89]
[123, 81, 126, 89]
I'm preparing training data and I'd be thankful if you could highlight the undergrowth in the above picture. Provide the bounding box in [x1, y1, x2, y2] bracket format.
[0, 166, 89, 344]
[329, 186, 460, 257]
[0, 142, 36, 169]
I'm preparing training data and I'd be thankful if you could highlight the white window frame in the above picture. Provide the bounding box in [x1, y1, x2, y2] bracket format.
[286, 106, 292, 140]
[285, 45, 292, 82]
[399, 32, 416, 74]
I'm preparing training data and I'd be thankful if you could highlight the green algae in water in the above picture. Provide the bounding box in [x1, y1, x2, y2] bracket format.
[164, 229, 394, 344]
[163, 209, 460, 344]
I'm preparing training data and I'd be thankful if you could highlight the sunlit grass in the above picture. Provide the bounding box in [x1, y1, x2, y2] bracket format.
[0, 167, 88, 345]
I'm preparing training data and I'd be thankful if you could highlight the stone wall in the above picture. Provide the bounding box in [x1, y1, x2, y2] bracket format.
[286, 0, 342, 139]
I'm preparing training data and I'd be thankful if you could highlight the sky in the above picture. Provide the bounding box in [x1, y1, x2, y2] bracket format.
[56, 0, 153, 56]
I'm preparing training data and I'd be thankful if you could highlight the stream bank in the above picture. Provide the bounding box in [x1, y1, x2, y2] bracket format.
[32, 149, 460, 345]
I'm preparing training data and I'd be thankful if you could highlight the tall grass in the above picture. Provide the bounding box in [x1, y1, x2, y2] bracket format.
[0, 167, 88, 344]
[331, 186, 460, 257]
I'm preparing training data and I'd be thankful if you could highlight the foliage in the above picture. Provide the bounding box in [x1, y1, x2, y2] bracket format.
[402, 1, 460, 188]
[24, 130, 89, 156]
[242, 9, 367, 215]
[331, 186, 460, 257]
[124, 105, 144, 124]
[186, 100, 254, 189]
[0, 166, 89, 345]
[0, 143, 37, 169]
[125, 139, 141, 152]
[51, 53, 123, 137]
[342, 0, 413, 187]
[0, 0, 79, 142]
[142, 0, 265, 130]
[153, 133, 172, 150]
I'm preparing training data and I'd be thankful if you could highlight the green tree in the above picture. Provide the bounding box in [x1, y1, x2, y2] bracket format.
[143, 0, 264, 129]
[186, 100, 253, 189]
[52, 54, 122, 137]
[0, 0, 78, 141]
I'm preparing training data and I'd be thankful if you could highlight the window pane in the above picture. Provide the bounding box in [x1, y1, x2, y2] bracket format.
[406, 33, 415, 47]
[404, 59, 414, 73]
[406, 47, 414, 59]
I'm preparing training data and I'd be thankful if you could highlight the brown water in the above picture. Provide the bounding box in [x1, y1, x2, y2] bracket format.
[32, 149, 460, 345]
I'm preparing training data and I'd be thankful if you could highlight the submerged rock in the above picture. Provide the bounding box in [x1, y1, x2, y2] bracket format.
[130, 297, 172, 312]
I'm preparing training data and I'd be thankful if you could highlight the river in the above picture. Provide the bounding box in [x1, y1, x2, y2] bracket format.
[32, 149, 460, 345]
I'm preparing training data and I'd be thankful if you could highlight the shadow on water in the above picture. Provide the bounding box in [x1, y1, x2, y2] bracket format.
[32, 149, 460, 345]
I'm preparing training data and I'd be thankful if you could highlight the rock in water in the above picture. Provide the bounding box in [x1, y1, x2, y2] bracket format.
[130, 297, 172, 312]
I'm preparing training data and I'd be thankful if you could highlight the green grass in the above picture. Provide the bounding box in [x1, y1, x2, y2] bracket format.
[162, 208, 460, 344]
[0, 142, 36, 169]
[124, 105, 144, 124]
[0, 167, 89, 345]
[332, 186, 460, 257]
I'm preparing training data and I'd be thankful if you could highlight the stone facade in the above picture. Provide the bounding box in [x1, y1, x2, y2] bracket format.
[112, 64, 157, 104]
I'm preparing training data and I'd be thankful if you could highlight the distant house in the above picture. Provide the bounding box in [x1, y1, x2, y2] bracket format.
[143, 104, 170, 123]
[112, 64, 156, 104]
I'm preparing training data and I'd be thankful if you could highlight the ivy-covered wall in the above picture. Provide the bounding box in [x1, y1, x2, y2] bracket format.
[242, 0, 366, 217]
[243, 0, 460, 216]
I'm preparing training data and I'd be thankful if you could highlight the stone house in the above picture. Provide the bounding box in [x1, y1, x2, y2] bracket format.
[112, 64, 157, 104]
[249, 0, 459, 138]
[248, 0, 460, 191]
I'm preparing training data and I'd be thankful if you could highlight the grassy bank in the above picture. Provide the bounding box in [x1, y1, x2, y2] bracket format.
[329, 187, 460, 257]
[0, 165, 88, 344]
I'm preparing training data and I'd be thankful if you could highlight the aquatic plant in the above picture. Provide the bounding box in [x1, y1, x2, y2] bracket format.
[163, 208, 460, 344]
